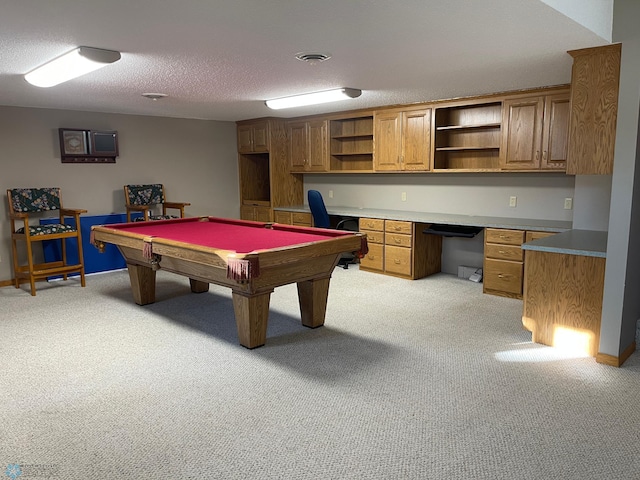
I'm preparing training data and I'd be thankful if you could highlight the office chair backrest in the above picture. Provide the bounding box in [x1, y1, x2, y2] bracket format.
[307, 190, 331, 228]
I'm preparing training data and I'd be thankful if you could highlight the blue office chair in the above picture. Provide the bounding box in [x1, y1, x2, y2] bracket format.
[307, 190, 358, 269]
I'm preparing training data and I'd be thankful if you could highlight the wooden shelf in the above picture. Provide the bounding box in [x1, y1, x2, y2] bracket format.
[435, 146, 500, 151]
[436, 123, 501, 131]
[330, 151, 374, 156]
[331, 134, 373, 139]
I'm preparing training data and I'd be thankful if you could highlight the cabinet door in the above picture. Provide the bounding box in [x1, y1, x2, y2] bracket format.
[255, 206, 272, 222]
[541, 94, 570, 170]
[240, 205, 256, 221]
[374, 111, 402, 171]
[288, 121, 308, 171]
[252, 122, 269, 152]
[307, 120, 328, 171]
[501, 97, 544, 169]
[237, 125, 254, 153]
[402, 108, 431, 171]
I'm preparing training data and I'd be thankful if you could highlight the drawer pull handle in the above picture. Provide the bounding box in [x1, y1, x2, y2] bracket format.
[394, 238, 401, 243]
[394, 259, 401, 264]
[499, 250, 506, 254]
[498, 274, 505, 278]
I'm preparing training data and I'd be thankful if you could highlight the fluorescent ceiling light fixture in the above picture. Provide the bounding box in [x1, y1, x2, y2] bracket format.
[25, 46, 121, 88]
[265, 88, 362, 110]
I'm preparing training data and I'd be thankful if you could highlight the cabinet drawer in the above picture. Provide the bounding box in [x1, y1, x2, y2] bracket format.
[485, 243, 523, 262]
[362, 230, 384, 244]
[360, 243, 384, 271]
[485, 228, 525, 245]
[385, 220, 412, 235]
[274, 211, 291, 224]
[525, 230, 556, 242]
[384, 245, 412, 277]
[385, 233, 412, 248]
[292, 212, 312, 226]
[360, 218, 384, 231]
[484, 259, 523, 295]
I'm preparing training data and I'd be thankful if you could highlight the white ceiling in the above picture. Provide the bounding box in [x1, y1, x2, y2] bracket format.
[0, 0, 609, 122]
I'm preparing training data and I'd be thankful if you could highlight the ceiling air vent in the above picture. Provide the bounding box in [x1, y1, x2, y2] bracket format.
[295, 52, 331, 64]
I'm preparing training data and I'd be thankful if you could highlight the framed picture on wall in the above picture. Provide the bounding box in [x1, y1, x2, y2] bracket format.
[60, 129, 88, 155]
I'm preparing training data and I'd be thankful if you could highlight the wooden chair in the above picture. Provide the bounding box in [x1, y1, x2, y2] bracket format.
[124, 184, 191, 222]
[7, 187, 87, 296]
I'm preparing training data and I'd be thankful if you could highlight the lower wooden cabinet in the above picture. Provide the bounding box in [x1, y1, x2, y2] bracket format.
[240, 204, 272, 222]
[359, 218, 442, 279]
[483, 228, 557, 298]
[274, 210, 312, 226]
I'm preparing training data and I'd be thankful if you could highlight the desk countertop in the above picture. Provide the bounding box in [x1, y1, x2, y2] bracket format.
[521, 229, 607, 258]
[275, 205, 573, 232]
[276, 205, 606, 258]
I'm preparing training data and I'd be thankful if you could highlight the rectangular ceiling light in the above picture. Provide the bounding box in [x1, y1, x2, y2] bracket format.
[265, 88, 362, 110]
[25, 46, 121, 88]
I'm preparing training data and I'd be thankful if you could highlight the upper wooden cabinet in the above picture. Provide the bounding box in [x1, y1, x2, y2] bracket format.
[501, 91, 570, 171]
[237, 119, 269, 153]
[567, 43, 621, 175]
[288, 119, 328, 172]
[374, 107, 431, 171]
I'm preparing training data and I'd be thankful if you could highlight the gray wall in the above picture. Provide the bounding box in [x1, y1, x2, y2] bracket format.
[0, 106, 238, 282]
[599, 0, 640, 357]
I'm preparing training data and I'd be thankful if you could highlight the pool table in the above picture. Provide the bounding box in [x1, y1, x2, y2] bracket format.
[91, 216, 367, 348]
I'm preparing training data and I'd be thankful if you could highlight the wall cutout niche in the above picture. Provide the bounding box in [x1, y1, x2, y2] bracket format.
[59, 128, 119, 163]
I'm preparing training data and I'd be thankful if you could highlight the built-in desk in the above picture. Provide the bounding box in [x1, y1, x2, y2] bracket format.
[275, 205, 572, 232]
[521, 229, 609, 360]
[275, 206, 572, 283]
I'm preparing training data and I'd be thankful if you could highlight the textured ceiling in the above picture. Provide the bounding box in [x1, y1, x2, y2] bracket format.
[0, 0, 608, 122]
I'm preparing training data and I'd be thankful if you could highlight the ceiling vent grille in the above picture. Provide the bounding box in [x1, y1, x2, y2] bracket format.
[295, 52, 331, 64]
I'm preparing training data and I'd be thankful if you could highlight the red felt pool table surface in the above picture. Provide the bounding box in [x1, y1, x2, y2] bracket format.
[91, 216, 367, 349]
[101, 216, 355, 253]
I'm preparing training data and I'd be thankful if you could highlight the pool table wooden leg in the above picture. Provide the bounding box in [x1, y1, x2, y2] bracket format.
[189, 278, 210, 293]
[232, 290, 273, 349]
[297, 276, 331, 328]
[127, 263, 156, 305]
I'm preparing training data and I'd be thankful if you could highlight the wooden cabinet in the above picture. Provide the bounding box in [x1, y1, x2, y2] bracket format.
[288, 119, 328, 172]
[374, 107, 431, 171]
[501, 91, 570, 171]
[273, 210, 312, 226]
[433, 101, 502, 171]
[484, 228, 558, 298]
[238, 120, 269, 153]
[240, 203, 272, 222]
[359, 218, 442, 279]
[523, 249, 605, 357]
[483, 228, 525, 298]
[237, 118, 304, 222]
[567, 43, 621, 175]
[359, 218, 385, 272]
[329, 114, 374, 172]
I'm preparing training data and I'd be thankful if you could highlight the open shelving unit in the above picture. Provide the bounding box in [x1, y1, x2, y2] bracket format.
[433, 102, 502, 171]
[329, 115, 374, 172]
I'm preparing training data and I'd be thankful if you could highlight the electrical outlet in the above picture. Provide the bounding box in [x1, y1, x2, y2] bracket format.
[401, 192, 407, 202]
[564, 197, 573, 210]
[509, 196, 517, 207]
[328, 190, 333, 199]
